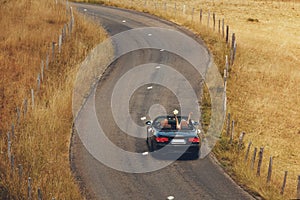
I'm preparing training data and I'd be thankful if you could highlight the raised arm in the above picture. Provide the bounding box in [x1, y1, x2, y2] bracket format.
[175, 115, 180, 129]
[187, 112, 193, 123]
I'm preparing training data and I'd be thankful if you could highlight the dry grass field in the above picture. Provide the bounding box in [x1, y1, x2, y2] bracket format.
[0, 0, 107, 198]
[73, 0, 299, 199]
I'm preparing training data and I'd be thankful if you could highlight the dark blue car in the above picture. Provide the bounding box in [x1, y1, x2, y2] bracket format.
[146, 115, 201, 159]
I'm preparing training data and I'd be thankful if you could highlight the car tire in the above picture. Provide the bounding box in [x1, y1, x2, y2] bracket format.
[146, 136, 149, 144]
[192, 151, 200, 160]
[149, 140, 154, 152]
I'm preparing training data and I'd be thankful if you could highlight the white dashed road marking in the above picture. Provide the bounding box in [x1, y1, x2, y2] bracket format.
[140, 117, 146, 121]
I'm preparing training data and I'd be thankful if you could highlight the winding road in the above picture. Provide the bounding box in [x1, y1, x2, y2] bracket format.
[71, 3, 255, 200]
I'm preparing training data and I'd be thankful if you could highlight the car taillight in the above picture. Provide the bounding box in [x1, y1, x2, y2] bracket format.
[189, 137, 200, 143]
[155, 137, 169, 143]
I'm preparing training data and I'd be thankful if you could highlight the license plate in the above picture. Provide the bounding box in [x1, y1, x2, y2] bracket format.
[171, 139, 186, 144]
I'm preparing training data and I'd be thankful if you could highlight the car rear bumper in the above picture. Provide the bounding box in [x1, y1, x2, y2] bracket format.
[153, 143, 200, 154]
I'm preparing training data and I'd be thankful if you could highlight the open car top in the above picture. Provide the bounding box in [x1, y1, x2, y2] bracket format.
[152, 115, 195, 131]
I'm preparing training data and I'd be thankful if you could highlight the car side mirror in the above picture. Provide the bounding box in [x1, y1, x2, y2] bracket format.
[145, 121, 152, 125]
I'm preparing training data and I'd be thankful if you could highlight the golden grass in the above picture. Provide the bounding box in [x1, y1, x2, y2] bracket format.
[71, 0, 300, 199]
[0, 0, 107, 198]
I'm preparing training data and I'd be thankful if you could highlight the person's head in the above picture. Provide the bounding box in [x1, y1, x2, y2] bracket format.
[161, 118, 169, 127]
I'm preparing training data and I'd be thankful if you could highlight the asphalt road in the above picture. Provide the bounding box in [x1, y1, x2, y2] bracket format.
[71, 3, 255, 200]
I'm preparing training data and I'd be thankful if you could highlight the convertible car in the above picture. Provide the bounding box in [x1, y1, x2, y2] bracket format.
[145, 115, 201, 159]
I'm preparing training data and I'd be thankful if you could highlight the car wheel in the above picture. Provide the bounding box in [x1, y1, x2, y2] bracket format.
[192, 151, 200, 160]
[149, 140, 154, 152]
[146, 136, 149, 144]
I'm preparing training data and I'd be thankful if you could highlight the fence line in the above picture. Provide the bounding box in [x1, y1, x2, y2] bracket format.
[227, 113, 300, 197]
[1, 0, 74, 198]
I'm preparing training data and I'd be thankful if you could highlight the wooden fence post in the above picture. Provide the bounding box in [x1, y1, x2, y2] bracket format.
[218, 19, 221, 34]
[224, 69, 227, 85]
[28, 177, 32, 200]
[244, 141, 252, 162]
[226, 25, 229, 44]
[238, 132, 245, 151]
[200, 9, 202, 23]
[229, 120, 234, 144]
[280, 171, 288, 195]
[231, 33, 236, 50]
[16, 107, 20, 124]
[11, 123, 15, 138]
[41, 60, 44, 81]
[31, 89, 34, 109]
[225, 55, 229, 75]
[23, 99, 28, 116]
[38, 188, 43, 200]
[223, 68, 227, 113]
[251, 147, 257, 170]
[267, 156, 272, 183]
[37, 74, 41, 93]
[230, 48, 234, 67]
[256, 147, 264, 176]
[226, 113, 231, 136]
[18, 164, 23, 187]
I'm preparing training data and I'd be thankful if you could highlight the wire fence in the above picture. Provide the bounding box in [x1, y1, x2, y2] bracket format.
[224, 112, 300, 198]
[3, 0, 74, 199]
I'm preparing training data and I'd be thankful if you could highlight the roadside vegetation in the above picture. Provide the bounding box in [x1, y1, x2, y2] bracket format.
[0, 0, 107, 198]
[72, 0, 300, 199]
